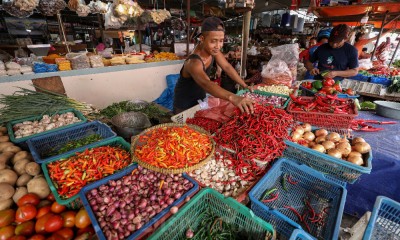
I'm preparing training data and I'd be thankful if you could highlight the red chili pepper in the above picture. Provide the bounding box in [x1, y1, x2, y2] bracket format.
[284, 206, 303, 222]
[287, 174, 298, 185]
[262, 193, 279, 203]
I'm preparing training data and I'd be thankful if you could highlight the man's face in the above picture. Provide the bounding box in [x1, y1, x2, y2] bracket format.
[329, 39, 345, 49]
[202, 31, 225, 56]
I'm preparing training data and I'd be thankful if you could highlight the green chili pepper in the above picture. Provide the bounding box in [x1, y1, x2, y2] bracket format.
[282, 173, 288, 191]
[262, 188, 278, 200]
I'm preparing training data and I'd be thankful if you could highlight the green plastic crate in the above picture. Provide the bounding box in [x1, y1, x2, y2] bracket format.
[148, 188, 275, 240]
[237, 89, 290, 109]
[7, 108, 87, 149]
[41, 137, 132, 209]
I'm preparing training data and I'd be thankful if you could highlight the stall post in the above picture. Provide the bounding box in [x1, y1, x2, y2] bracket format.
[186, 0, 191, 56]
[388, 37, 400, 68]
[57, 12, 70, 53]
[240, 11, 251, 78]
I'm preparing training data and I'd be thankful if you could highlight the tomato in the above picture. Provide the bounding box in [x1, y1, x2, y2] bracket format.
[54, 228, 74, 240]
[0, 209, 15, 228]
[75, 209, 91, 229]
[15, 204, 37, 223]
[61, 211, 76, 228]
[8, 236, 26, 240]
[17, 194, 40, 207]
[35, 213, 54, 234]
[27, 235, 45, 240]
[36, 206, 51, 219]
[76, 226, 95, 236]
[44, 214, 63, 233]
[46, 194, 55, 202]
[345, 88, 355, 96]
[14, 221, 34, 236]
[50, 202, 66, 214]
[0, 225, 15, 240]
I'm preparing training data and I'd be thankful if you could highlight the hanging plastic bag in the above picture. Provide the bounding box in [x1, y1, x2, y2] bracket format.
[261, 59, 292, 87]
[268, 43, 299, 83]
[38, 0, 66, 16]
[104, 4, 122, 29]
[3, 0, 34, 18]
[66, 53, 90, 70]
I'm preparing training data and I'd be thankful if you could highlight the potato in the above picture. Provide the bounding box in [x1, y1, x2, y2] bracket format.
[12, 151, 32, 165]
[12, 187, 28, 204]
[0, 169, 18, 186]
[0, 163, 5, 171]
[27, 176, 50, 199]
[14, 159, 30, 176]
[0, 152, 14, 165]
[0, 183, 15, 201]
[16, 174, 32, 187]
[0, 136, 9, 143]
[0, 127, 6, 135]
[2, 146, 21, 154]
[25, 162, 40, 176]
[0, 142, 14, 152]
[0, 199, 13, 211]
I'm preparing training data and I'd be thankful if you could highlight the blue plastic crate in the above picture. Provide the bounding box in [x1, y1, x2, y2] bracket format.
[249, 158, 347, 240]
[363, 196, 400, 240]
[27, 121, 116, 164]
[7, 108, 87, 149]
[283, 132, 372, 184]
[289, 229, 314, 240]
[370, 76, 391, 86]
[79, 163, 200, 240]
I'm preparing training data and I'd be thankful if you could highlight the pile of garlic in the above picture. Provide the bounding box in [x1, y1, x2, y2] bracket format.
[188, 153, 252, 198]
[13, 112, 81, 139]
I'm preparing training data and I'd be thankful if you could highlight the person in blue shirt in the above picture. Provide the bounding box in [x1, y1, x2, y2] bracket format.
[306, 24, 359, 81]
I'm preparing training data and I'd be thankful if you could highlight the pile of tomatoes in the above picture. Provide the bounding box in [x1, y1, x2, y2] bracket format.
[0, 193, 95, 240]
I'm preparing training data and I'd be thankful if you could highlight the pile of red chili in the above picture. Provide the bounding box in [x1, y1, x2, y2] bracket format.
[186, 117, 222, 134]
[214, 104, 293, 181]
[48, 146, 131, 199]
[134, 126, 212, 169]
[288, 94, 355, 114]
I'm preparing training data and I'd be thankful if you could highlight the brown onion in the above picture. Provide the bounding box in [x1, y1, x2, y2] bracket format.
[312, 144, 325, 153]
[327, 149, 342, 159]
[353, 142, 371, 154]
[347, 156, 364, 166]
[303, 132, 315, 142]
[294, 126, 305, 135]
[170, 206, 179, 214]
[302, 123, 312, 132]
[291, 132, 302, 142]
[321, 141, 335, 150]
[348, 151, 362, 159]
[326, 132, 341, 142]
[352, 137, 366, 146]
[315, 129, 328, 137]
[308, 142, 316, 148]
[336, 142, 351, 157]
[315, 136, 326, 144]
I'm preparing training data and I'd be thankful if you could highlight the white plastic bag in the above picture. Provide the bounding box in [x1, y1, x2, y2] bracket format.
[89, 55, 104, 68]
[0, 70, 6, 76]
[248, 46, 257, 56]
[7, 69, 21, 76]
[5, 62, 21, 70]
[0, 61, 5, 70]
[269, 43, 299, 82]
[261, 59, 292, 87]
[358, 59, 373, 70]
[20, 65, 33, 73]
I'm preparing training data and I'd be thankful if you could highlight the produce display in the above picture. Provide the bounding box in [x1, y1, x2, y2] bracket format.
[387, 77, 400, 94]
[300, 78, 355, 96]
[289, 123, 370, 166]
[13, 112, 81, 139]
[289, 94, 355, 114]
[47, 146, 131, 199]
[145, 52, 180, 62]
[188, 156, 252, 198]
[237, 91, 287, 107]
[214, 104, 293, 181]
[256, 85, 293, 96]
[43, 134, 103, 158]
[134, 126, 213, 169]
[85, 166, 193, 239]
[0, 192, 95, 239]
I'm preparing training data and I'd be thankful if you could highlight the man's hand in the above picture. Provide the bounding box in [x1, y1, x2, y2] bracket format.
[324, 71, 337, 79]
[310, 68, 320, 76]
[230, 95, 254, 114]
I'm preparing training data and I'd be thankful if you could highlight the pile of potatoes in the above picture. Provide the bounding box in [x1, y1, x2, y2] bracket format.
[0, 126, 50, 210]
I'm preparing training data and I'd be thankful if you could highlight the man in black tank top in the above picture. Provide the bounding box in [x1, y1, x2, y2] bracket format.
[173, 17, 254, 114]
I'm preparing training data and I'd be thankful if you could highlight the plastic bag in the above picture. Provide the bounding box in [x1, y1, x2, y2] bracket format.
[261, 59, 292, 87]
[89, 55, 104, 68]
[38, 0, 66, 16]
[3, 0, 33, 18]
[55, 58, 72, 71]
[0, 62, 5, 70]
[104, 5, 122, 29]
[248, 46, 258, 56]
[5, 62, 21, 70]
[7, 69, 21, 76]
[0, 70, 6, 76]
[14, 0, 39, 12]
[20, 65, 32, 73]
[269, 43, 299, 82]
[66, 53, 90, 70]
[358, 59, 373, 70]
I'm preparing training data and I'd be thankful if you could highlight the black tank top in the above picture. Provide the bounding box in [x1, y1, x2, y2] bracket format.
[173, 54, 214, 111]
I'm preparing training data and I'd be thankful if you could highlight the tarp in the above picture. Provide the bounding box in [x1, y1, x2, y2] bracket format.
[154, 74, 180, 111]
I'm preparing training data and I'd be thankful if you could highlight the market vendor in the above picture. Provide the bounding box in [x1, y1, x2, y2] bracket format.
[173, 17, 254, 114]
[354, 28, 391, 59]
[306, 24, 359, 81]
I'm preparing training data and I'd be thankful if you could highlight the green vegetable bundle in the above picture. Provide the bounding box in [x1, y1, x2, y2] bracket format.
[0, 86, 91, 124]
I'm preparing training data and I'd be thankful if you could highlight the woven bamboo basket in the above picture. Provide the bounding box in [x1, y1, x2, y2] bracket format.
[131, 123, 215, 174]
